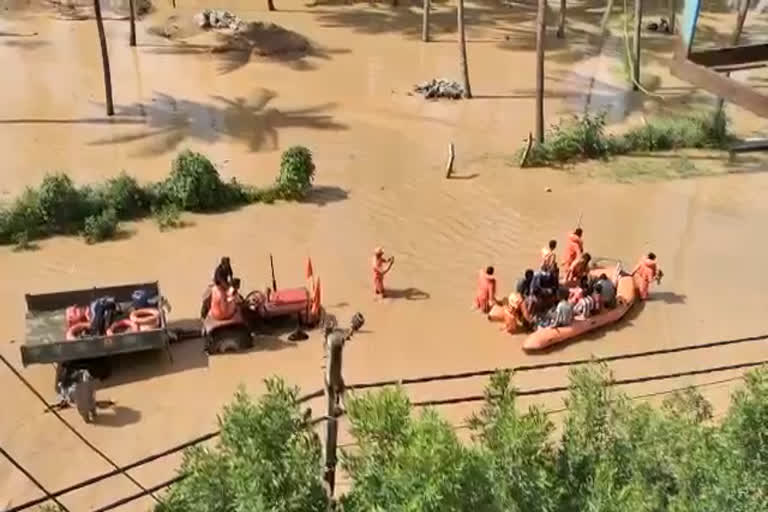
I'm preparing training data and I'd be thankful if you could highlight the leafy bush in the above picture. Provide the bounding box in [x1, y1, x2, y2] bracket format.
[153, 203, 184, 231]
[277, 146, 315, 199]
[101, 172, 151, 219]
[161, 150, 240, 211]
[156, 379, 328, 512]
[0, 147, 318, 248]
[82, 208, 119, 244]
[521, 111, 733, 167]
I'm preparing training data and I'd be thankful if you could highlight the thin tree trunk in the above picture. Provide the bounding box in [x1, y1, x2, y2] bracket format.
[556, 0, 566, 38]
[669, 0, 676, 34]
[535, 0, 546, 142]
[714, 0, 749, 119]
[392, 0, 398, 6]
[599, 0, 614, 34]
[457, 0, 471, 98]
[422, 0, 430, 42]
[632, 0, 643, 91]
[128, 0, 136, 46]
[94, 0, 114, 116]
[267, 0, 276, 10]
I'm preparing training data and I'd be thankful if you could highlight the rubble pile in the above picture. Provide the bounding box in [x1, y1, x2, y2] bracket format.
[413, 79, 465, 100]
[194, 9, 244, 30]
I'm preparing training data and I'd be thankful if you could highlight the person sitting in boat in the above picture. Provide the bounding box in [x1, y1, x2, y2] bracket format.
[474, 266, 499, 313]
[562, 228, 584, 270]
[595, 273, 616, 308]
[541, 240, 557, 271]
[540, 288, 573, 328]
[516, 269, 535, 297]
[566, 252, 592, 284]
[633, 252, 663, 300]
[214, 257, 234, 288]
[530, 268, 557, 298]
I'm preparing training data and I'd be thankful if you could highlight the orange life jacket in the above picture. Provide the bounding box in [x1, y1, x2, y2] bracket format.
[562, 233, 583, 268]
[210, 284, 237, 321]
[474, 272, 496, 311]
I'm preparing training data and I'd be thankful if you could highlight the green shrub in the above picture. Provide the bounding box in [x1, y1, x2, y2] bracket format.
[12, 230, 36, 251]
[161, 150, 234, 211]
[521, 112, 734, 167]
[37, 173, 88, 232]
[156, 379, 328, 512]
[0, 148, 319, 248]
[102, 172, 151, 219]
[82, 208, 119, 244]
[277, 146, 315, 199]
[153, 203, 184, 231]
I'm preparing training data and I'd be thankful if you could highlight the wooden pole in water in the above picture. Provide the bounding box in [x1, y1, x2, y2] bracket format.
[632, 0, 643, 91]
[535, 0, 546, 142]
[94, 0, 115, 115]
[714, 0, 750, 121]
[457, 0, 472, 98]
[128, 0, 137, 46]
[422, 0, 431, 42]
[267, 0, 276, 11]
[445, 142, 455, 178]
[557, 0, 566, 38]
[669, 0, 676, 34]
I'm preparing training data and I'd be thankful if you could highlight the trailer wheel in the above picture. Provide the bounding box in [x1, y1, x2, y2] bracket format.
[211, 326, 253, 354]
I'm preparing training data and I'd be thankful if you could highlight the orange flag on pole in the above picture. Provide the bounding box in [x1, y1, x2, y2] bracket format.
[306, 257, 314, 280]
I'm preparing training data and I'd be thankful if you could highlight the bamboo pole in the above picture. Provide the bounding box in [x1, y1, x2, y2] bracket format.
[535, 0, 546, 142]
[632, 0, 643, 91]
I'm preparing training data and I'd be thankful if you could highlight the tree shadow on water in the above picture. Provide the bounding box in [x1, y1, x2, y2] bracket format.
[87, 89, 347, 156]
[301, 185, 349, 205]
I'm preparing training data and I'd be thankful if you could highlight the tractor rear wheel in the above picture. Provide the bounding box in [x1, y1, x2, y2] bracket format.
[210, 325, 253, 354]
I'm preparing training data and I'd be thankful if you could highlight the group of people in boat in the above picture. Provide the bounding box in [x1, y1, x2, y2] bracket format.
[473, 228, 663, 334]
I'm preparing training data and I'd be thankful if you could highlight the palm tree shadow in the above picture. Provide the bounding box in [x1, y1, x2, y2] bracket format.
[87, 89, 347, 156]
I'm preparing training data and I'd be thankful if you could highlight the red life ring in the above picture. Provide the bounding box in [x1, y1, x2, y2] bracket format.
[130, 308, 160, 328]
[66, 322, 91, 341]
[106, 318, 137, 336]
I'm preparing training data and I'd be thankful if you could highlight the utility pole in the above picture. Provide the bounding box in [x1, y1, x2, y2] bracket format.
[323, 329, 344, 498]
[535, 0, 546, 142]
[632, 0, 643, 91]
[94, 0, 115, 115]
[422, 0, 431, 42]
[128, 0, 137, 46]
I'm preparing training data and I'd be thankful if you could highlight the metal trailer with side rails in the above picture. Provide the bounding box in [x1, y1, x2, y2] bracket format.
[21, 282, 172, 420]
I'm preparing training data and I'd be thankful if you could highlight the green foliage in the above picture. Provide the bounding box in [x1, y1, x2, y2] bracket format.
[341, 387, 501, 512]
[156, 378, 328, 512]
[277, 146, 315, 199]
[521, 111, 733, 167]
[153, 203, 184, 231]
[82, 208, 119, 244]
[0, 147, 318, 248]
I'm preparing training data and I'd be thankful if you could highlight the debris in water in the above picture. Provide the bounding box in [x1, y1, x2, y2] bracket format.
[413, 79, 465, 100]
[195, 9, 244, 30]
[545, 187, 552, 192]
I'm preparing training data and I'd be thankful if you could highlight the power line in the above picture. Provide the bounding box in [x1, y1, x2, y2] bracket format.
[410, 359, 767, 408]
[0, 354, 162, 506]
[4, 389, 325, 512]
[0, 446, 70, 512]
[348, 333, 768, 391]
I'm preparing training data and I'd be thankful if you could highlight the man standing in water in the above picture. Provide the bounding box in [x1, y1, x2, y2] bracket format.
[372, 247, 395, 298]
[562, 228, 584, 270]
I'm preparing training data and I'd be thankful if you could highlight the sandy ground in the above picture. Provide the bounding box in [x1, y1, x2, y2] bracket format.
[1, 0, 768, 509]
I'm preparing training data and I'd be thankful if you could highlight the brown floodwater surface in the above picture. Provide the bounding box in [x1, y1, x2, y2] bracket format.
[2, 0, 768, 509]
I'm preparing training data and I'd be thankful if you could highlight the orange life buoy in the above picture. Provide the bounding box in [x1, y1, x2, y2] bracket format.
[66, 322, 92, 341]
[130, 308, 160, 328]
[106, 318, 137, 336]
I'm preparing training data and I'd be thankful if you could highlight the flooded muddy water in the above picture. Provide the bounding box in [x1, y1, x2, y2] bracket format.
[2, 0, 768, 509]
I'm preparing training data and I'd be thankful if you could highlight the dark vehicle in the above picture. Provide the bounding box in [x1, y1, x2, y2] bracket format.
[22, 282, 171, 422]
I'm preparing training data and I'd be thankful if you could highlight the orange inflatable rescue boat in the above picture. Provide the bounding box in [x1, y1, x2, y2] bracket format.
[522, 265, 636, 352]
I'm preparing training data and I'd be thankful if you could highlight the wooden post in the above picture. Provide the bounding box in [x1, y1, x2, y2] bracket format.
[535, 0, 546, 142]
[632, 0, 643, 91]
[267, 0, 276, 10]
[323, 330, 345, 498]
[457, 0, 472, 98]
[422, 0, 431, 42]
[714, 0, 750, 120]
[128, 0, 137, 46]
[94, 0, 115, 116]
[556, 0, 566, 38]
[669, 0, 676, 34]
[445, 142, 455, 178]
